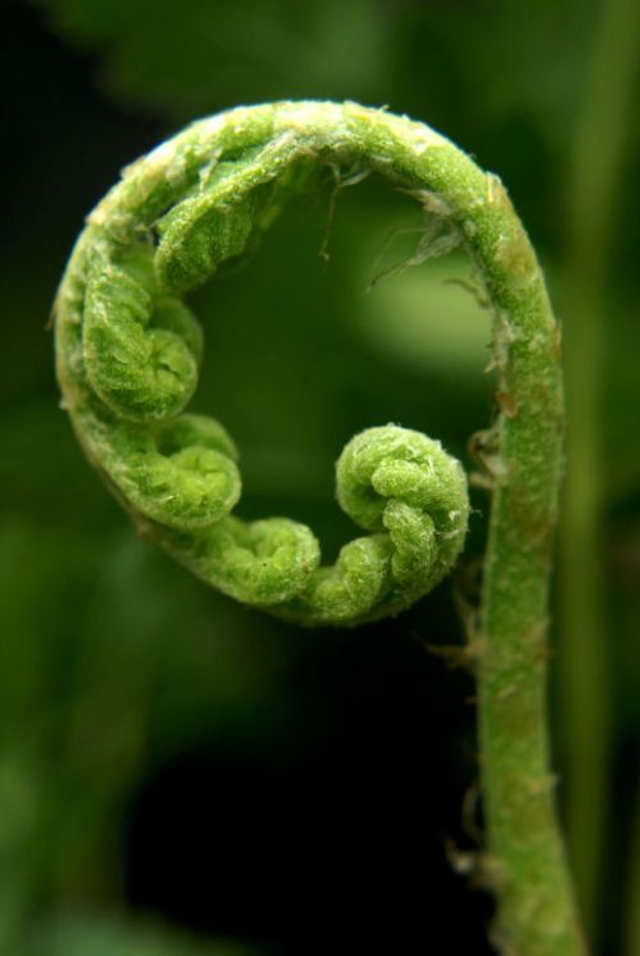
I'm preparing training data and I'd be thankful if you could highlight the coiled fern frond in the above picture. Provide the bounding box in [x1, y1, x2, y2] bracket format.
[55, 102, 470, 627]
[54, 101, 586, 955]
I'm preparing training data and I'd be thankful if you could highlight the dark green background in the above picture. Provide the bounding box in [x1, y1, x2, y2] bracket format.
[1, 1, 639, 953]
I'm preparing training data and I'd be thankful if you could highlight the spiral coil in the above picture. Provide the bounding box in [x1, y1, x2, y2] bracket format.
[55, 102, 469, 626]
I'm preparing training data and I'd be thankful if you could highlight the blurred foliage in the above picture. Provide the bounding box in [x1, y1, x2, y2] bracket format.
[24, 913, 251, 955]
[1, 0, 639, 952]
[33, 0, 595, 144]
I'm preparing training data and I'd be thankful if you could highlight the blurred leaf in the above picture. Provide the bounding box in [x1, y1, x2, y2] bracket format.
[33, 0, 615, 155]
[35, 0, 390, 117]
[25, 913, 254, 956]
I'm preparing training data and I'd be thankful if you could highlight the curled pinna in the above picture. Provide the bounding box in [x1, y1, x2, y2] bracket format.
[176, 424, 469, 626]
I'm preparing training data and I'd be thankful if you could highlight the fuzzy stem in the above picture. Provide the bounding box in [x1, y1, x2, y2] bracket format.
[54, 101, 585, 953]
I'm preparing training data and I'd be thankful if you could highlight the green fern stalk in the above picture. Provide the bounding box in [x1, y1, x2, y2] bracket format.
[54, 101, 585, 953]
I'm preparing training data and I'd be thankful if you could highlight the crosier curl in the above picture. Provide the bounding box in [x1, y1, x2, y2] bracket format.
[54, 103, 469, 627]
[54, 102, 585, 954]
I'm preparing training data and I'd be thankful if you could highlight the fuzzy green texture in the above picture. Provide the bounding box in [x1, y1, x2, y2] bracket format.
[54, 103, 469, 628]
[54, 101, 584, 953]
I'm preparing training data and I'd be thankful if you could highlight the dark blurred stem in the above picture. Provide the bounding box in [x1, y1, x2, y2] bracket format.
[559, 0, 639, 941]
[624, 783, 640, 956]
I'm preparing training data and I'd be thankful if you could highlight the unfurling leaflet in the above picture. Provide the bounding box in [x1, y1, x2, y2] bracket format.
[54, 102, 469, 626]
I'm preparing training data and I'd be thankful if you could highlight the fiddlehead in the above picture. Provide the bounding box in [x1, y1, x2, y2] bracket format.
[54, 101, 585, 954]
[54, 104, 469, 628]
